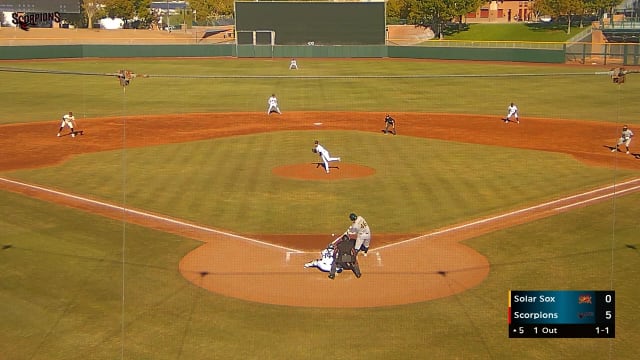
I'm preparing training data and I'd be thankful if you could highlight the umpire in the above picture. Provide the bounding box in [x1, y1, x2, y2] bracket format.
[384, 114, 396, 135]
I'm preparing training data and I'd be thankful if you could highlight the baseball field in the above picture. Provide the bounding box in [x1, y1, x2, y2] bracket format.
[1, 56, 640, 359]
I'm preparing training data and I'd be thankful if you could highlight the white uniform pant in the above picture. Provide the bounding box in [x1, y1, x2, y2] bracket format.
[60, 118, 74, 130]
[267, 104, 281, 114]
[320, 153, 339, 172]
[617, 137, 632, 147]
[354, 233, 371, 252]
[307, 249, 334, 272]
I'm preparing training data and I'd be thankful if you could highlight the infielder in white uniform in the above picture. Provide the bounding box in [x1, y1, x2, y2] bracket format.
[504, 103, 519, 124]
[612, 125, 634, 154]
[267, 94, 281, 115]
[347, 212, 371, 256]
[312, 140, 341, 173]
[57, 111, 77, 137]
[289, 58, 298, 70]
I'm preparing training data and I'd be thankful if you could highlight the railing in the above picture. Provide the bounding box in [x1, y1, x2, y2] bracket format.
[598, 19, 640, 29]
[420, 40, 564, 50]
[565, 26, 593, 44]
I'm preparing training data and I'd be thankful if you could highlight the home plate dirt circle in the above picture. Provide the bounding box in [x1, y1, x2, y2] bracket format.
[272, 163, 376, 180]
[178, 236, 490, 308]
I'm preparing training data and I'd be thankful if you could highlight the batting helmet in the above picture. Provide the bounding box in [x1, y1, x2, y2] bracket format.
[349, 213, 357, 221]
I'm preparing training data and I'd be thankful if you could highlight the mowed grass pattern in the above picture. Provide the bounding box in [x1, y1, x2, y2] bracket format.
[1, 59, 640, 123]
[4, 131, 635, 234]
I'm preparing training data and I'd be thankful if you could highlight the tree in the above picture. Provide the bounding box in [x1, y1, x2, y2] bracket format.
[81, 1, 104, 29]
[189, 0, 234, 25]
[102, 0, 152, 28]
[451, 0, 486, 30]
[584, 0, 624, 24]
[388, 0, 484, 36]
[405, 0, 452, 36]
[387, 0, 414, 24]
[533, 0, 585, 33]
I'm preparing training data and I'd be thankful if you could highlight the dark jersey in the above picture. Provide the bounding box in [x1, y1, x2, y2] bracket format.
[385, 115, 395, 125]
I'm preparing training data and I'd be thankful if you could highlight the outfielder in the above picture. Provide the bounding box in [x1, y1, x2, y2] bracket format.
[383, 114, 397, 135]
[347, 212, 371, 256]
[57, 111, 77, 137]
[312, 140, 341, 173]
[267, 94, 281, 115]
[612, 125, 634, 154]
[504, 103, 519, 124]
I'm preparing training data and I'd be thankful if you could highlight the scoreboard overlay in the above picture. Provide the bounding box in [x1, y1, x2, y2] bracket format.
[508, 290, 615, 338]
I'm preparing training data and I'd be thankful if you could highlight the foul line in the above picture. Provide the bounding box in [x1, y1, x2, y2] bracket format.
[554, 185, 640, 211]
[2, 177, 639, 255]
[0, 177, 303, 254]
[374, 178, 640, 252]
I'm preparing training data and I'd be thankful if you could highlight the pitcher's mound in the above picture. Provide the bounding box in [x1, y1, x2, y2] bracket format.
[273, 163, 376, 180]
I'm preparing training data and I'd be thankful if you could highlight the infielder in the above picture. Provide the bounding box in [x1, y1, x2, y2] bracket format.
[312, 140, 341, 173]
[612, 125, 634, 154]
[504, 103, 519, 124]
[383, 114, 397, 135]
[347, 212, 371, 256]
[57, 111, 77, 137]
[267, 94, 281, 115]
[289, 58, 298, 70]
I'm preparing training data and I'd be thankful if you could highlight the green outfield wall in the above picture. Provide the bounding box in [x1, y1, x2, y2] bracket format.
[388, 46, 567, 63]
[0, 44, 568, 63]
[0, 44, 235, 60]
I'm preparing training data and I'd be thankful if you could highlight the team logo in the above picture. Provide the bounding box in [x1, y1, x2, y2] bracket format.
[578, 294, 592, 304]
[11, 12, 61, 31]
[578, 311, 594, 319]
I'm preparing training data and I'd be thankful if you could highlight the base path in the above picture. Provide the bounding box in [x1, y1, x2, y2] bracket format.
[1, 112, 639, 307]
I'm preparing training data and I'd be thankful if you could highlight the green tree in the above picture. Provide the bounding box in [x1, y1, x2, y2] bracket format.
[533, 0, 585, 33]
[584, 0, 624, 24]
[451, 0, 485, 29]
[405, 0, 452, 37]
[190, 0, 234, 25]
[387, 0, 414, 24]
[103, 0, 152, 27]
[388, 0, 484, 36]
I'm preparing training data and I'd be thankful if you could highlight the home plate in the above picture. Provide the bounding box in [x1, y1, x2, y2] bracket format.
[313, 122, 323, 126]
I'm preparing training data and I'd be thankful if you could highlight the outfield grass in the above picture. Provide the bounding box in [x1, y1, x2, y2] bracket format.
[1, 59, 639, 124]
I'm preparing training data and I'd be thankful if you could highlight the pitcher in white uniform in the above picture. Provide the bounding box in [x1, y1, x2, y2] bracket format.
[312, 140, 341, 173]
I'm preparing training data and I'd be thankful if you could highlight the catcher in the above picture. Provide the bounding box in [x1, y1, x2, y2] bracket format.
[304, 239, 343, 274]
[383, 114, 397, 135]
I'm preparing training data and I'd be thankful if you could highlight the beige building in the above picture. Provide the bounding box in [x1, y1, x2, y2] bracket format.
[466, 0, 536, 23]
